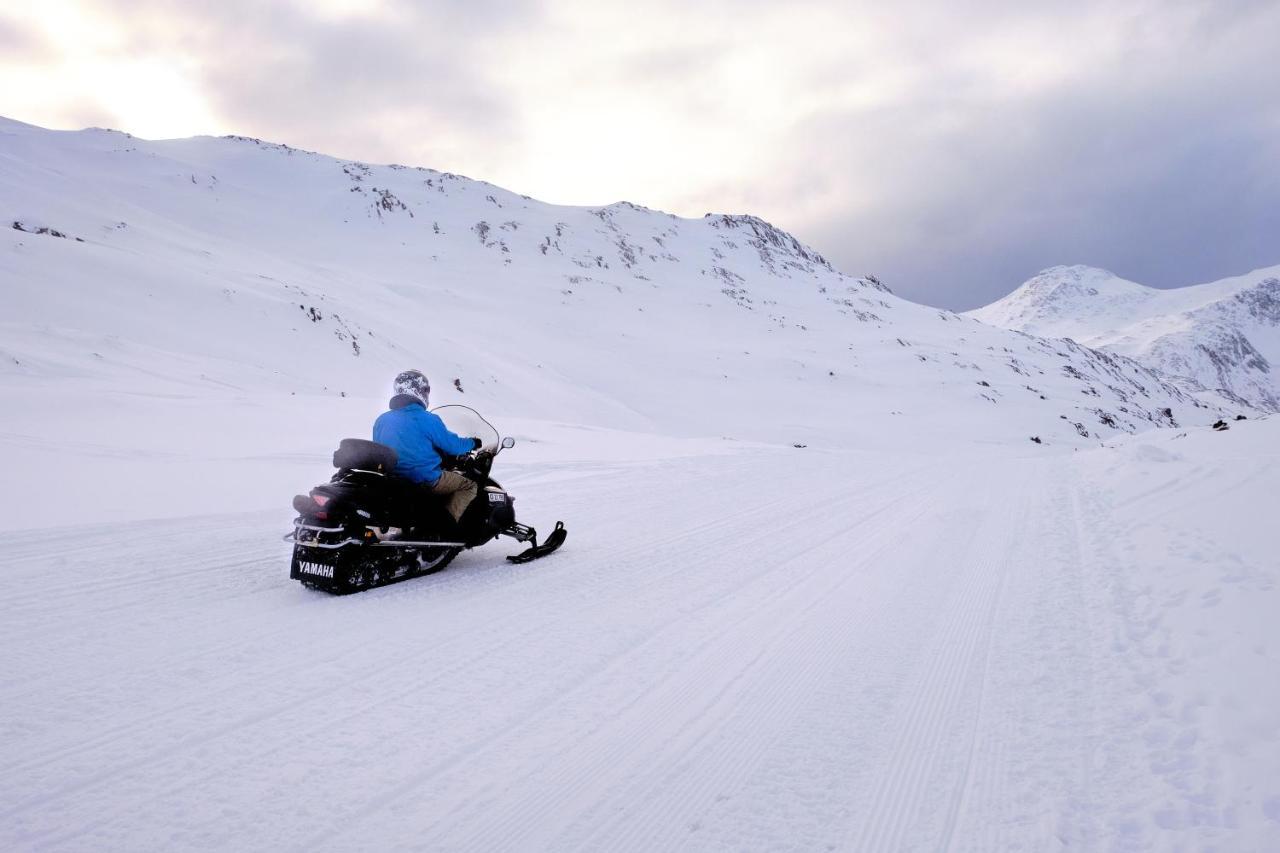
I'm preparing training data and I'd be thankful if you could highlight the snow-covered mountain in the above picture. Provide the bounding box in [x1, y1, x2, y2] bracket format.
[969, 264, 1280, 410]
[1, 115, 1233, 485]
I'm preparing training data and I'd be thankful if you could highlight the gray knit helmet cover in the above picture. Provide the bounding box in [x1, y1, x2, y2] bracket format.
[393, 369, 430, 405]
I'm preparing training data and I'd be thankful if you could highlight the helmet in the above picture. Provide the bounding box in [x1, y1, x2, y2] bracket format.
[393, 369, 430, 406]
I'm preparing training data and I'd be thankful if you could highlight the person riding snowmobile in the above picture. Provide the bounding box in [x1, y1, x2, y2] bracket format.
[372, 370, 482, 524]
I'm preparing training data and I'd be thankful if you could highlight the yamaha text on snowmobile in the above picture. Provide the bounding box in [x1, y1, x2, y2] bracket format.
[286, 405, 567, 594]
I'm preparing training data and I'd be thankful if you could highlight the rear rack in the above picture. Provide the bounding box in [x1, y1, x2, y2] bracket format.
[285, 521, 462, 550]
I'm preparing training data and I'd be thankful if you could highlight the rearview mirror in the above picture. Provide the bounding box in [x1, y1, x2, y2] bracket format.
[501, 436, 515, 449]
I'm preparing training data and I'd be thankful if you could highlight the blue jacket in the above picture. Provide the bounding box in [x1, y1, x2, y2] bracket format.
[372, 397, 475, 484]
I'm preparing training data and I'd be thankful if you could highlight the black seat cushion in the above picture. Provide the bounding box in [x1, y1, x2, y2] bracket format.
[333, 438, 398, 472]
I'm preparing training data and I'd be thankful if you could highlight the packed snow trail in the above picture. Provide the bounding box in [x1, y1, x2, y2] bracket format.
[2, 433, 1277, 851]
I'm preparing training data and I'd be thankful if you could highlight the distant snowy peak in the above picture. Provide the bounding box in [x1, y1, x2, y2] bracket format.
[968, 265, 1154, 338]
[969, 265, 1280, 411]
[1015, 264, 1144, 300]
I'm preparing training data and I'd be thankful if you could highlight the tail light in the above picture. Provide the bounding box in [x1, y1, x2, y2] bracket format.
[312, 494, 331, 507]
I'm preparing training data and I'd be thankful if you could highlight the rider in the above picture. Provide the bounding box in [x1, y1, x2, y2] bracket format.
[373, 370, 482, 525]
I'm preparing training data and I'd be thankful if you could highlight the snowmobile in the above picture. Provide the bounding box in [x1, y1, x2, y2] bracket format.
[286, 405, 566, 594]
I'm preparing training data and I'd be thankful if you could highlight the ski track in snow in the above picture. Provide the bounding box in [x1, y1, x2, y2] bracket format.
[1, 442, 1277, 852]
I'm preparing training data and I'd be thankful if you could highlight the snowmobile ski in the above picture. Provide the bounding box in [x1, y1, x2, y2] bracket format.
[506, 521, 568, 564]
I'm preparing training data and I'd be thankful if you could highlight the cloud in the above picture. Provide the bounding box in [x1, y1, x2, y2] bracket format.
[74, 0, 541, 170]
[0, 0, 1277, 309]
[728, 0, 1280, 307]
[0, 16, 40, 58]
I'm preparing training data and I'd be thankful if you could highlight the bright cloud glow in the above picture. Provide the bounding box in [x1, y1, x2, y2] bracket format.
[0, 1, 222, 138]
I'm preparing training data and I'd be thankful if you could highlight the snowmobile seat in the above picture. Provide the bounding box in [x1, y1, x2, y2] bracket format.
[332, 438, 398, 474]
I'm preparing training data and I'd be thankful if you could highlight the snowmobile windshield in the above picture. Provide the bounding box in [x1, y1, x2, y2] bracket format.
[432, 405, 502, 453]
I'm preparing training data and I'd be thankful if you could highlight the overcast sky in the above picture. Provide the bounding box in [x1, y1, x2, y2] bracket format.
[2, 0, 1277, 308]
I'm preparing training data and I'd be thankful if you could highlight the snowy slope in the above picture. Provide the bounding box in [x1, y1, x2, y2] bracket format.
[2, 117, 1227, 448]
[969, 264, 1280, 410]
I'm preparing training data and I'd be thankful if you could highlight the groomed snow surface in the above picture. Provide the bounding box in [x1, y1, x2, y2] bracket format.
[2, 417, 1277, 852]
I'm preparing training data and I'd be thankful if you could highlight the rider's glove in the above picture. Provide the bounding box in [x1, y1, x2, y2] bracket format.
[471, 437, 483, 451]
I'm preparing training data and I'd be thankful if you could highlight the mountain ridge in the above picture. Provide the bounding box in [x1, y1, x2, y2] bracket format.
[0, 116, 1238, 456]
[969, 263, 1280, 410]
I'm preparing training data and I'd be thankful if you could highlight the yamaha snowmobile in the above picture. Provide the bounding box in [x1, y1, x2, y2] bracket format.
[286, 405, 566, 594]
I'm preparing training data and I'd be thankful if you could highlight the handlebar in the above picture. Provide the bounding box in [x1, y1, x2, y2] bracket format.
[443, 446, 497, 479]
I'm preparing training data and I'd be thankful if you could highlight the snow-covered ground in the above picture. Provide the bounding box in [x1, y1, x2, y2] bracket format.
[2, 116, 1277, 850]
[2, 418, 1276, 851]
